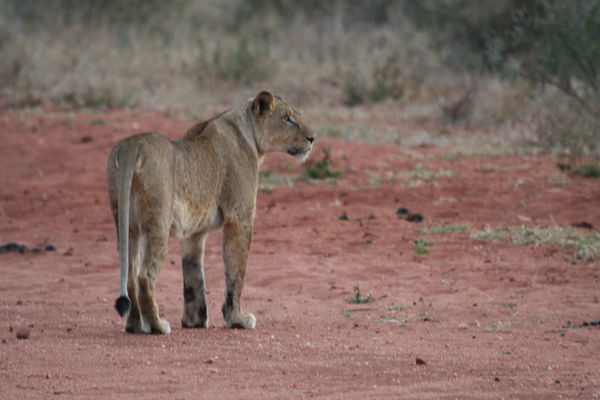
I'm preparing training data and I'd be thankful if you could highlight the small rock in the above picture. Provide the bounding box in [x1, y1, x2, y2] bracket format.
[572, 221, 593, 229]
[204, 358, 215, 364]
[44, 245, 56, 252]
[338, 212, 349, 221]
[415, 357, 426, 365]
[396, 207, 409, 215]
[406, 213, 424, 223]
[0, 242, 28, 253]
[555, 379, 561, 385]
[16, 328, 30, 340]
[1, 338, 7, 344]
[494, 377, 500, 382]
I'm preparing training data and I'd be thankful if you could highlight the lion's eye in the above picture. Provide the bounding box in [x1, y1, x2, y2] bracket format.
[284, 115, 294, 125]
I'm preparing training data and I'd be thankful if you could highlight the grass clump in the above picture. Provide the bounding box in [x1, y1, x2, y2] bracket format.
[304, 148, 343, 182]
[417, 225, 469, 234]
[470, 227, 509, 241]
[471, 226, 600, 262]
[258, 168, 293, 192]
[556, 162, 600, 178]
[345, 286, 373, 304]
[413, 238, 434, 255]
[400, 164, 455, 188]
[575, 163, 600, 178]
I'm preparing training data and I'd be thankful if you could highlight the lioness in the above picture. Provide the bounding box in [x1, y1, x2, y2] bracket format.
[107, 91, 314, 333]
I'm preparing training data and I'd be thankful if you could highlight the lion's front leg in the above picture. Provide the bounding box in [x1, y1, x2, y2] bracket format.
[221, 220, 256, 329]
[181, 233, 209, 328]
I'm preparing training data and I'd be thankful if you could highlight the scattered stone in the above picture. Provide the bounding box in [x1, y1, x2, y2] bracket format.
[406, 213, 424, 223]
[396, 207, 409, 215]
[204, 358, 215, 364]
[1, 338, 7, 344]
[581, 320, 600, 327]
[0, 243, 27, 253]
[572, 221, 594, 229]
[494, 377, 500, 382]
[16, 328, 30, 340]
[555, 379, 561, 385]
[0, 242, 57, 254]
[415, 357, 426, 365]
[564, 320, 600, 328]
[338, 212, 349, 221]
[80, 136, 93, 143]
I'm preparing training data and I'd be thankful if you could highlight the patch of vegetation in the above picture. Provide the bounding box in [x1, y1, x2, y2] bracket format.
[258, 168, 293, 192]
[413, 238, 434, 255]
[304, 148, 343, 182]
[575, 163, 600, 178]
[417, 225, 469, 234]
[470, 226, 509, 241]
[400, 164, 455, 188]
[89, 118, 106, 126]
[504, 302, 518, 309]
[203, 37, 274, 85]
[471, 226, 600, 262]
[345, 286, 373, 304]
[388, 305, 407, 311]
[556, 162, 600, 178]
[343, 54, 405, 107]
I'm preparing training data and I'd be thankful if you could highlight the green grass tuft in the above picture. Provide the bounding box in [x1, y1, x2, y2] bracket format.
[304, 148, 343, 182]
[345, 286, 373, 304]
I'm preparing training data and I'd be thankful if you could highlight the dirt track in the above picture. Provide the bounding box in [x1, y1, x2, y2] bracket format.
[1, 107, 599, 399]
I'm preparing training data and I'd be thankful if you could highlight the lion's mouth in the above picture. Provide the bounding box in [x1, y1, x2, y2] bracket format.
[287, 145, 312, 162]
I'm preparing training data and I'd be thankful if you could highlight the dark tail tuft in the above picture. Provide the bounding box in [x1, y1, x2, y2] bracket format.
[115, 295, 131, 317]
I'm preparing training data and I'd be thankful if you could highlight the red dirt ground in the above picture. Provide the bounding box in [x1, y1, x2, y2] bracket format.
[1, 106, 599, 399]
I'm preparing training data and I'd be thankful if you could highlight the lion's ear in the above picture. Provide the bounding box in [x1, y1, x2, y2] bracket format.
[252, 91, 276, 116]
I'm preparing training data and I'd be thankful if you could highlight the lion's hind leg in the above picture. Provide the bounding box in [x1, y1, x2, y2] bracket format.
[138, 231, 171, 334]
[124, 230, 148, 333]
[181, 233, 209, 328]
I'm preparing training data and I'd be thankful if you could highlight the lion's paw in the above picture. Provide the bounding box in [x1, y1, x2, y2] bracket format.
[226, 312, 256, 330]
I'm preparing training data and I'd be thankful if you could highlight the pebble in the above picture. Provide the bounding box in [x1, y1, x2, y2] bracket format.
[16, 328, 30, 340]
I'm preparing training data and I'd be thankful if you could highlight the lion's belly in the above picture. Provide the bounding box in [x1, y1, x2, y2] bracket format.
[170, 198, 223, 239]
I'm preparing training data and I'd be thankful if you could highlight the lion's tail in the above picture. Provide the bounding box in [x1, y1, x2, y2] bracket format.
[114, 146, 138, 318]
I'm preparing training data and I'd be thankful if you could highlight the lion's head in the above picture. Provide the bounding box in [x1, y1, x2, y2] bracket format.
[250, 91, 314, 161]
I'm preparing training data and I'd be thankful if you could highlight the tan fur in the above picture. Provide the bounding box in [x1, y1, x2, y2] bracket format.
[107, 91, 314, 333]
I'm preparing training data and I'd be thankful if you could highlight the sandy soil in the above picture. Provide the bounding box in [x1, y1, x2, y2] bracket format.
[1, 105, 599, 399]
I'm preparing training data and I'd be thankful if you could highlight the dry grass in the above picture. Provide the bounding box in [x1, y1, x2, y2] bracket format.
[0, 1, 597, 157]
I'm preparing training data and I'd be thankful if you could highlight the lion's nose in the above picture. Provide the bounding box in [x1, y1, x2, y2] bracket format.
[307, 136, 315, 143]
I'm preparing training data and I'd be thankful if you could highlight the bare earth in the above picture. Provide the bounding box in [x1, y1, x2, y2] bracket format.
[1, 106, 599, 399]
